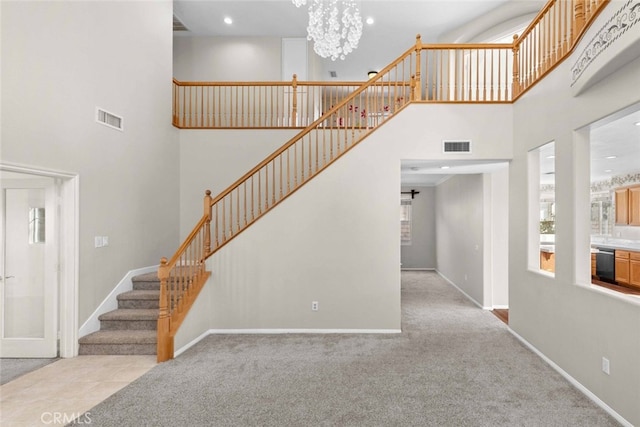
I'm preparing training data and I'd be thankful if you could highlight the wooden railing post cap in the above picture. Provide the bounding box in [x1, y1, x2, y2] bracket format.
[415, 34, 422, 46]
[160, 257, 168, 266]
[205, 189, 211, 197]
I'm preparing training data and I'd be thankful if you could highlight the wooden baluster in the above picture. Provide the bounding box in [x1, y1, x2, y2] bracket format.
[272, 161, 276, 205]
[244, 182, 248, 226]
[236, 188, 240, 233]
[229, 192, 233, 236]
[157, 257, 172, 362]
[512, 34, 521, 98]
[258, 171, 262, 214]
[291, 74, 298, 127]
[414, 35, 422, 101]
[222, 197, 226, 241]
[279, 155, 283, 199]
[214, 202, 219, 247]
[251, 175, 255, 219]
[573, 0, 584, 43]
[204, 190, 212, 255]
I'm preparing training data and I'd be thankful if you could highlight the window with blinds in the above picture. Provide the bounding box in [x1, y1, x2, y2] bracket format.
[401, 195, 412, 245]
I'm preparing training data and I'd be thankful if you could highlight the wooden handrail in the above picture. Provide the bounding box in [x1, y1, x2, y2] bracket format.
[206, 43, 417, 211]
[159, 0, 613, 362]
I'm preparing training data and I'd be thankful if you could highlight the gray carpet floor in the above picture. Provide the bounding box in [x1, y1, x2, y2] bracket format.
[0, 357, 58, 385]
[69, 271, 619, 426]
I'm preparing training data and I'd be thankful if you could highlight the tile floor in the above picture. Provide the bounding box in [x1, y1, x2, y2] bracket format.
[0, 355, 156, 426]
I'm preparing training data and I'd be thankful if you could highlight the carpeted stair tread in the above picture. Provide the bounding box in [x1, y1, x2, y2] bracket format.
[79, 330, 156, 345]
[132, 272, 160, 282]
[99, 308, 158, 321]
[132, 272, 161, 291]
[117, 290, 160, 300]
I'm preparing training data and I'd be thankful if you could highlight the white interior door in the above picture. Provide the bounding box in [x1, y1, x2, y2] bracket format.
[0, 177, 57, 357]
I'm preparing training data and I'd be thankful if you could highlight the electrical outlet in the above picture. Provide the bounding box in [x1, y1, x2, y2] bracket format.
[602, 357, 610, 375]
[311, 301, 319, 311]
[94, 236, 103, 248]
[102, 236, 109, 246]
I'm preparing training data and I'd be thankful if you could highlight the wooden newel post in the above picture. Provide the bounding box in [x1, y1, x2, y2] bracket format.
[414, 35, 422, 101]
[157, 257, 172, 362]
[291, 74, 298, 127]
[204, 190, 212, 256]
[512, 34, 521, 98]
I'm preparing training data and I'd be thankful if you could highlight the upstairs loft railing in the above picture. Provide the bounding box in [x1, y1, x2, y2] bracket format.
[158, 0, 610, 362]
[172, 0, 608, 130]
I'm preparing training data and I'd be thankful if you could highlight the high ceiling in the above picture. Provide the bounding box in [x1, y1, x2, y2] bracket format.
[173, 0, 544, 81]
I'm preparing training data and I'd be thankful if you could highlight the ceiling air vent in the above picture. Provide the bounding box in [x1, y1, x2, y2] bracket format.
[96, 107, 123, 131]
[443, 140, 471, 153]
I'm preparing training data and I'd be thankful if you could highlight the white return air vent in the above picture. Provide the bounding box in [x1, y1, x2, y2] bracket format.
[96, 107, 123, 131]
[443, 140, 471, 153]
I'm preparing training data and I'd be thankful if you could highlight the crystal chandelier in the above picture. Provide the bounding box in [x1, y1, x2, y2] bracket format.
[292, 0, 363, 61]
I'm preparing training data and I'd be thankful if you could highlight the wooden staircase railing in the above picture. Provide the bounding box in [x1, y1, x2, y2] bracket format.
[157, 0, 611, 362]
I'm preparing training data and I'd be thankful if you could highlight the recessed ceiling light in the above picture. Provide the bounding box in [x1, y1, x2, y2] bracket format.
[635, 121, 640, 126]
[224, 17, 233, 25]
[605, 155, 617, 159]
[605, 169, 613, 173]
[366, 17, 374, 25]
[440, 166, 450, 170]
[546, 155, 555, 159]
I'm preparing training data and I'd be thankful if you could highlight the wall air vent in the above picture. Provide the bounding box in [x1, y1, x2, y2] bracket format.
[96, 108, 123, 131]
[443, 140, 471, 153]
[329, 71, 337, 78]
[173, 15, 189, 32]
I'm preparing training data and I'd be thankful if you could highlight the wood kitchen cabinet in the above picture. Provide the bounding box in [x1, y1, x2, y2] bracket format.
[615, 188, 629, 225]
[540, 251, 555, 273]
[630, 252, 640, 290]
[615, 185, 640, 225]
[615, 250, 630, 284]
[630, 186, 640, 226]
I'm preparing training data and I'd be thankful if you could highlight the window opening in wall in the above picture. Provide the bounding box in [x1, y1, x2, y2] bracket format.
[529, 141, 555, 275]
[589, 106, 640, 295]
[400, 194, 412, 245]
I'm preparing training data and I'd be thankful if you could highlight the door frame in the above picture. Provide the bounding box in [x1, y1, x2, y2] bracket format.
[1, 163, 79, 358]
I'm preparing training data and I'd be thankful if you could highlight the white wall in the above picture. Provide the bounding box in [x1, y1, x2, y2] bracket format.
[401, 186, 436, 269]
[0, 1, 179, 325]
[436, 175, 485, 304]
[176, 102, 513, 341]
[173, 36, 283, 81]
[179, 130, 300, 237]
[489, 167, 510, 308]
[509, 2, 640, 424]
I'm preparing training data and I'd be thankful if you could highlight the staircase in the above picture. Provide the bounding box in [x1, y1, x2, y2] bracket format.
[78, 272, 160, 355]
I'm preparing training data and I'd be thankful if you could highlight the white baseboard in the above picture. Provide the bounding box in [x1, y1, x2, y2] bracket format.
[436, 270, 491, 310]
[492, 304, 509, 309]
[508, 329, 632, 427]
[174, 328, 402, 358]
[401, 268, 436, 271]
[78, 265, 158, 338]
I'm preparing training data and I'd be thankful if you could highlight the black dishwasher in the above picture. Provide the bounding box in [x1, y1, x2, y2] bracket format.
[595, 247, 615, 282]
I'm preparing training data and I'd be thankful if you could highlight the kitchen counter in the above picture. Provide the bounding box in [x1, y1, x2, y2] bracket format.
[591, 238, 640, 252]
